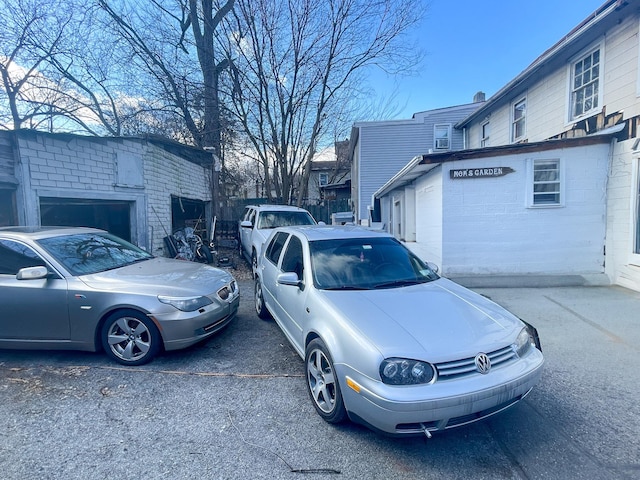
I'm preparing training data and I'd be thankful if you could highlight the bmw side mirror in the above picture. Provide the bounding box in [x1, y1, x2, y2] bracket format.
[16, 266, 49, 280]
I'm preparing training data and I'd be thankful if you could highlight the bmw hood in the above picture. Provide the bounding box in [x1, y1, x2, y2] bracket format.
[78, 257, 233, 296]
[321, 278, 522, 361]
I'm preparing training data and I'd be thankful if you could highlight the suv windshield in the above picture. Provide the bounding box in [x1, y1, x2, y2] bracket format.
[38, 233, 153, 276]
[309, 237, 438, 290]
[257, 211, 316, 229]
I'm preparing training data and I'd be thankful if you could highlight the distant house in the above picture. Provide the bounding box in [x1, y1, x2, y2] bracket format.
[375, 0, 640, 291]
[348, 100, 484, 225]
[0, 129, 215, 257]
[307, 139, 351, 204]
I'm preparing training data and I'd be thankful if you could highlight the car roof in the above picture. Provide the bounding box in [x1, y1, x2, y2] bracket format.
[275, 225, 392, 242]
[0, 226, 106, 240]
[245, 204, 313, 213]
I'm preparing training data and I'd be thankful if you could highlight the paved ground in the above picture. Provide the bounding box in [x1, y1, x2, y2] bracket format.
[1, 275, 639, 479]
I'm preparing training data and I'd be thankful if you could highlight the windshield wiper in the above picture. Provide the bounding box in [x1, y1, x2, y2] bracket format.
[373, 278, 427, 289]
[125, 257, 152, 266]
[323, 285, 372, 291]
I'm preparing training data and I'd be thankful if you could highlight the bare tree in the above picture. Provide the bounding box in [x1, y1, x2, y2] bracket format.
[0, 0, 140, 135]
[0, 0, 71, 130]
[224, 0, 423, 204]
[98, 0, 235, 217]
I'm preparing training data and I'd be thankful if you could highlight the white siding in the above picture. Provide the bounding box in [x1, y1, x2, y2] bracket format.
[466, 14, 640, 148]
[606, 138, 640, 289]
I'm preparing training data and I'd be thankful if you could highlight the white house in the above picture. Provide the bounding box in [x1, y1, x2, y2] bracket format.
[375, 0, 640, 291]
[375, 134, 616, 284]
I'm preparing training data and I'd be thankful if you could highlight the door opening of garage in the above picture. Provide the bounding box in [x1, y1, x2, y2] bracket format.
[171, 195, 209, 240]
[40, 198, 132, 241]
[0, 189, 16, 226]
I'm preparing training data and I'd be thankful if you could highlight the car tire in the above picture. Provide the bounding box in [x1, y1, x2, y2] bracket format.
[101, 310, 161, 366]
[251, 249, 258, 276]
[254, 277, 271, 320]
[305, 338, 347, 424]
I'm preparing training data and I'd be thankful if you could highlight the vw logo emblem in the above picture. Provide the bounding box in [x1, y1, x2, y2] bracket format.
[475, 353, 491, 374]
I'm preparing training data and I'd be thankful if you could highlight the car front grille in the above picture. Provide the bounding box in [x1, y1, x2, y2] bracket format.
[435, 346, 516, 380]
[216, 280, 238, 301]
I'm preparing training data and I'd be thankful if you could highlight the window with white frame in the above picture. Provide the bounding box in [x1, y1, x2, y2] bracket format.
[434, 124, 451, 150]
[318, 172, 329, 186]
[532, 159, 561, 206]
[570, 48, 600, 120]
[481, 121, 490, 147]
[512, 98, 526, 142]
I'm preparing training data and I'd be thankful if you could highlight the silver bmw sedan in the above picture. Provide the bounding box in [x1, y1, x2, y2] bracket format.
[0, 226, 239, 365]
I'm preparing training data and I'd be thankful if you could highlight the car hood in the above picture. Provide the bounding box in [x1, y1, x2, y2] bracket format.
[78, 257, 233, 296]
[319, 278, 522, 361]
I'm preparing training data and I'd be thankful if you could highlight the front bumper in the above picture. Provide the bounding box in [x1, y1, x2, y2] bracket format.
[154, 294, 240, 351]
[339, 349, 544, 436]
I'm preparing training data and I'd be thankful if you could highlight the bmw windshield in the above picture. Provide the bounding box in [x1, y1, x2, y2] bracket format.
[309, 237, 439, 290]
[38, 233, 153, 276]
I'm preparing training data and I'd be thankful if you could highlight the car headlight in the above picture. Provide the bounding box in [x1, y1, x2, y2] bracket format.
[514, 327, 532, 357]
[158, 295, 213, 312]
[380, 358, 435, 385]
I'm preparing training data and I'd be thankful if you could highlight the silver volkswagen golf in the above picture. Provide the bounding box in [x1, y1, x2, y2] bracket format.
[0, 226, 239, 365]
[254, 225, 544, 437]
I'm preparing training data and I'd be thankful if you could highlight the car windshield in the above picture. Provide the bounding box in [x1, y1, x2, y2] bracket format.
[309, 236, 439, 290]
[257, 211, 316, 229]
[38, 232, 153, 276]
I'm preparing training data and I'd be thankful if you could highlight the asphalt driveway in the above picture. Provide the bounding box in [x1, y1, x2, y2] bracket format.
[1, 280, 639, 479]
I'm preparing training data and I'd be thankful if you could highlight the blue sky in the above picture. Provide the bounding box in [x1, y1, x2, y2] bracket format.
[372, 0, 607, 118]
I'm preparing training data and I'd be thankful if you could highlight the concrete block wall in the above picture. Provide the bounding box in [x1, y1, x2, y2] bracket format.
[441, 143, 610, 276]
[13, 133, 210, 255]
[144, 146, 210, 257]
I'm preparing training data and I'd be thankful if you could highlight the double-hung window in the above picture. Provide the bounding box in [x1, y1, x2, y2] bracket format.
[570, 48, 600, 120]
[318, 172, 328, 186]
[481, 121, 490, 147]
[434, 124, 451, 150]
[532, 159, 561, 206]
[512, 98, 526, 142]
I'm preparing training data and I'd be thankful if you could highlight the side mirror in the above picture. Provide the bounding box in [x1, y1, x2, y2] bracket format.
[277, 272, 301, 287]
[426, 262, 439, 274]
[16, 266, 49, 280]
[240, 220, 253, 228]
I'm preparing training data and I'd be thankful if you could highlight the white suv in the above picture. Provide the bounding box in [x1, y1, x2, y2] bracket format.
[238, 204, 317, 273]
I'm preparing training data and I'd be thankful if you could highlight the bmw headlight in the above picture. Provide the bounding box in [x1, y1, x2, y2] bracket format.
[514, 327, 532, 357]
[158, 295, 213, 312]
[380, 358, 435, 385]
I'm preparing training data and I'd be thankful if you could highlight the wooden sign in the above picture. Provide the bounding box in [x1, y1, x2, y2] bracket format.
[449, 167, 514, 179]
